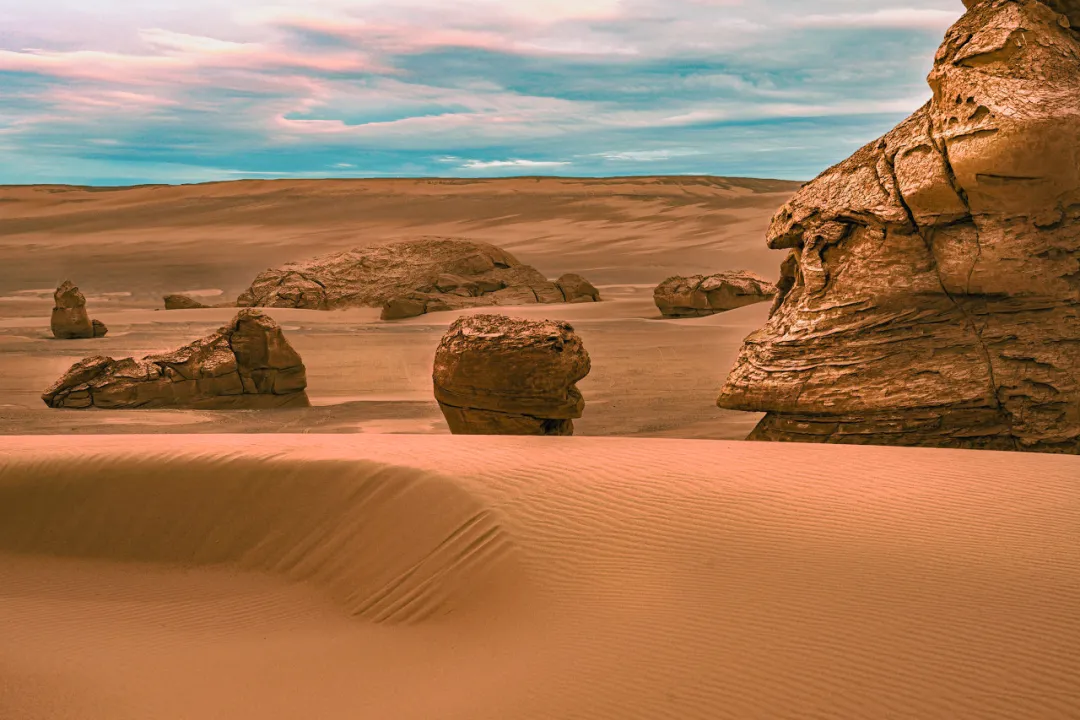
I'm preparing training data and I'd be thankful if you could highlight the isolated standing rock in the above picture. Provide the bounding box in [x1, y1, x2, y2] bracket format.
[717, 0, 1080, 453]
[556, 273, 601, 303]
[42, 309, 308, 409]
[50, 281, 107, 339]
[654, 272, 777, 317]
[432, 314, 591, 435]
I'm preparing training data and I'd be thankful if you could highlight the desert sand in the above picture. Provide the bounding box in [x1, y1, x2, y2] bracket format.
[1, 176, 1078, 718]
[1, 434, 1078, 719]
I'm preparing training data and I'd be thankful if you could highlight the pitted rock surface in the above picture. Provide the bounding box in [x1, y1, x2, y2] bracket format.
[432, 314, 592, 435]
[42, 309, 308, 409]
[717, 0, 1080, 453]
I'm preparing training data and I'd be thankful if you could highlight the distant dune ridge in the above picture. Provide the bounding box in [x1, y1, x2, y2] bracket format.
[719, 0, 1080, 453]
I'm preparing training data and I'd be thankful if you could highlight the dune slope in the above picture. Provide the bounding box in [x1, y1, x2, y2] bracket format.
[1, 434, 1078, 719]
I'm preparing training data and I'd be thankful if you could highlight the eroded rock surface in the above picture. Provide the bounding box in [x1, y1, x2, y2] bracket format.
[43, 309, 308, 409]
[654, 272, 776, 317]
[234, 236, 599, 319]
[164, 294, 215, 310]
[432, 314, 591, 435]
[718, 0, 1080, 453]
[50, 281, 107, 339]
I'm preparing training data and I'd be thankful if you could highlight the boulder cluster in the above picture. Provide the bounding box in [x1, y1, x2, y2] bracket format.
[232, 236, 601, 320]
[432, 314, 591, 435]
[50, 281, 107, 339]
[653, 272, 776, 318]
[43, 309, 309, 409]
[718, 0, 1080, 453]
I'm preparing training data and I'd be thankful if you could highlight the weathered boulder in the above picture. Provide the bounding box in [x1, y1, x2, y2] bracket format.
[654, 272, 777, 318]
[233, 236, 598, 319]
[50, 281, 107, 338]
[556, 273, 601, 303]
[164, 294, 211, 310]
[42, 309, 309, 409]
[432, 314, 591, 435]
[717, 0, 1080, 453]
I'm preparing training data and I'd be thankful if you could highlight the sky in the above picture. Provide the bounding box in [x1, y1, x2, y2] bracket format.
[0, 0, 965, 185]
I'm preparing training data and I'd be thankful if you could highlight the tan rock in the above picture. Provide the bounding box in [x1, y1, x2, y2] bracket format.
[42, 309, 308, 409]
[654, 272, 776, 318]
[164, 294, 211, 310]
[717, 0, 1080, 453]
[556, 273, 601, 303]
[50, 281, 106, 339]
[236, 236, 598, 319]
[432, 314, 591, 435]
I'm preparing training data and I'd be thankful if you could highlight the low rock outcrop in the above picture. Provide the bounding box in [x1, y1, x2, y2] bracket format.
[50, 281, 107, 339]
[164, 294, 211, 310]
[717, 0, 1080, 453]
[654, 272, 777, 318]
[42, 309, 308, 409]
[233, 236, 599, 319]
[432, 314, 591, 435]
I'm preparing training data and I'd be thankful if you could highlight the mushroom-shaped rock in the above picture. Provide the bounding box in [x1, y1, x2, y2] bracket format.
[717, 0, 1080, 453]
[50, 281, 106, 339]
[654, 272, 776, 318]
[237, 236, 599, 319]
[432, 314, 591, 435]
[42, 309, 309, 409]
[164, 294, 211, 310]
[556, 273, 601, 303]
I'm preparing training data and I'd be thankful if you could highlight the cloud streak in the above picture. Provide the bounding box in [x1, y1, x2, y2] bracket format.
[0, 0, 965, 184]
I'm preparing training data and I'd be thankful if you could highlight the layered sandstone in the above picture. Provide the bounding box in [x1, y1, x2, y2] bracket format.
[233, 236, 599, 319]
[718, 0, 1080, 453]
[43, 309, 308, 409]
[50, 281, 107, 339]
[432, 314, 591, 435]
[654, 271, 776, 318]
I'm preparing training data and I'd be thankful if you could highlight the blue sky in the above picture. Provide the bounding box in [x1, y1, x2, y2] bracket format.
[0, 0, 964, 185]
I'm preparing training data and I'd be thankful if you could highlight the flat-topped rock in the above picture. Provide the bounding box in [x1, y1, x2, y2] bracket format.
[42, 309, 308, 409]
[654, 271, 776, 318]
[233, 236, 599, 319]
[717, 0, 1080, 453]
[432, 314, 591, 435]
[50, 281, 107, 339]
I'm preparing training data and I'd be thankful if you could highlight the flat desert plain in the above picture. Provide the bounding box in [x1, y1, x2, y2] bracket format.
[1, 177, 1078, 719]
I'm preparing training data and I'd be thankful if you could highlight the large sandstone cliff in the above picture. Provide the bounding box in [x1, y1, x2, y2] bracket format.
[718, 0, 1080, 452]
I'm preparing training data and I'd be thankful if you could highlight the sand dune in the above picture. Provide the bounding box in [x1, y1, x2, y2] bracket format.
[1, 434, 1078, 719]
[0, 176, 800, 303]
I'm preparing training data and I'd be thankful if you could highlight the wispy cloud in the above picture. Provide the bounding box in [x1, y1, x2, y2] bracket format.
[0, 0, 965, 184]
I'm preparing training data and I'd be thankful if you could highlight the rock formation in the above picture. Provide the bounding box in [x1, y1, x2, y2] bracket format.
[717, 0, 1080, 453]
[432, 314, 591, 435]
[42, 309, 308, 409]
[654, 272, 777, 318]
[233, 236, 600, 319]
[164, 294, 213, 310]
[50, 281, 107, 339]
[556, 273, 602, 303]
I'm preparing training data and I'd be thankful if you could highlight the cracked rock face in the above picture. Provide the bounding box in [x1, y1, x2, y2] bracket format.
[234, 236, 599, 319]
[432, 314, 591, 435]
[654, 271, 777, 318]
[50, 281, 107, 339]
[42, 309, 309, 409]
[717, 0, 1080, 453]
